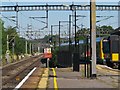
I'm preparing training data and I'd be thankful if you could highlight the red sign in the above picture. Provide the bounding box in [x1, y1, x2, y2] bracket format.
[44, 53, 52, 58]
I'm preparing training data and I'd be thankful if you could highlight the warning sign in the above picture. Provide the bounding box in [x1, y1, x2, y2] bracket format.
[44, 48, 52, 59]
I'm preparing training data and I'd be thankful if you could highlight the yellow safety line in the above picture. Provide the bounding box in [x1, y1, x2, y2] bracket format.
[37, 68, 49, 89]
[52, 68, 58, 90]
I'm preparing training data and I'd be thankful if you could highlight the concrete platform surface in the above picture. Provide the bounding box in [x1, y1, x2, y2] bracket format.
[48, 68, 119, 90]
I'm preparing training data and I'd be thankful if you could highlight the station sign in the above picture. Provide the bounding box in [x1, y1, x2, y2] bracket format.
[44, 48, 52, 59]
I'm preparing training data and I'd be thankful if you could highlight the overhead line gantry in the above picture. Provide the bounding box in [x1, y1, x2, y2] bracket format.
[1, 4, 120, 11]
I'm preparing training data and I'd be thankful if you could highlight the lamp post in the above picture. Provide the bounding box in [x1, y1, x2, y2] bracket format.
[51, 25, 53, 40]
[68, 5, 77, 52]
[74, 6, 77, 52]
[69, 14, 86, 52]
[16, 5, 18, 30]
[59, 14, 83, 51]
[51, 25, 63, 47]
[59, 21, 61, 50]
[63, 4, 86, 52]
[51, 25, 59, 43]
[61, 4, 76, 50]
[69, 15, 71, 52]
[59, 21, 70, 50]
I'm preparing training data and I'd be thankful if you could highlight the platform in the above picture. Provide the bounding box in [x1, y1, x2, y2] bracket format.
[48, 68, 119, 90]
[16, 66, 119, 90]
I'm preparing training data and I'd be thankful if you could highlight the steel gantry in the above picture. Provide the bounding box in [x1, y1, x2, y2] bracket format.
[1, 4, 120, 11]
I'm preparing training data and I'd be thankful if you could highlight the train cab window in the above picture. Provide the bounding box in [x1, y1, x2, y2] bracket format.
[103, 41, 110, 54]
[111, 41, 119, 53]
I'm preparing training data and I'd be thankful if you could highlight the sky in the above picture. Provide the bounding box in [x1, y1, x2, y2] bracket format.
[1, 0, 120, 39]
[0, 0, 120, 2]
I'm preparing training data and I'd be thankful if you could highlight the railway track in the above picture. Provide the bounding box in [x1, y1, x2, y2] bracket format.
[96, 65, 120, 88]
[97, 65, 120, 75]
[2, 54, 43, 89]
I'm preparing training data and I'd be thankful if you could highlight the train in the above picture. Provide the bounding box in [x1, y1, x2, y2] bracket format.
[59, 34, 120, 68]
[98, 35, 120, 68]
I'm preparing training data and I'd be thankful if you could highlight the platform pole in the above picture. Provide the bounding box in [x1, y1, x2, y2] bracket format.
[47, 58, 49, 68]
[90, 0, 97, 78]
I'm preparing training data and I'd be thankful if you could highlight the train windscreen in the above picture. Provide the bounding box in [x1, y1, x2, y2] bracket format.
[103, 40, 110, 54]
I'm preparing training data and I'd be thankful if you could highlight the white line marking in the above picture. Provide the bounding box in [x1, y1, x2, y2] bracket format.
[100, 65, 119, 72]
[14, 67, 37, 90]
[104, 66, 113, 70]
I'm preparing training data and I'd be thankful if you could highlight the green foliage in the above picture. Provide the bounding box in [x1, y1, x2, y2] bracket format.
[78, 36, 86, 40]
[96, 25, 114, 37]
[1, 20, 7, 55]
[0, 19, 3, 57]
[1, 24, 26, 55]
[49, 47, 59, 67]
[14, 37, 26, 55]
[76, 25, 114, 40]
[5, 26, 18, 36]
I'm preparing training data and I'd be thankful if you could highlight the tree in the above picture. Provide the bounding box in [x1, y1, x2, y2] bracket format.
[1, 19, 7, 55]
[77, 28, 89, 40]
[15, 37, 26, 55]
[1, 25, 26, 55]
[96, 25, 114, 37]
[76, 25, 114, 40]
[0, 19, 4, 57]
